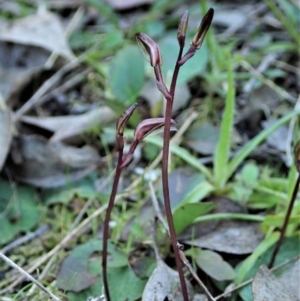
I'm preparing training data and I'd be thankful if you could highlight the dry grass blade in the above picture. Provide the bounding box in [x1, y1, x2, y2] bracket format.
[0, 252, 61, 301]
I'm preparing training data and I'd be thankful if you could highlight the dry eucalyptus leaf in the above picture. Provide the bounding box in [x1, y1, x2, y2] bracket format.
[8, 135, 101, 187]
[262, 119, 288, 152]
[252, 265, 295, 301]
[0, 8, 74, 61]
[142, 258, 194, 301]
[184, 221, 264, 254]
[277, 259, 300, 301]
[0, 96, 13, 171]
[21, 107, 116, 143]
[0, 42, 48, 102]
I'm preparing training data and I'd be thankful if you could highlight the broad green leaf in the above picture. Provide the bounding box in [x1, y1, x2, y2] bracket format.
[213, 56, 235, 188]
[109, 45, 145, 105]
[42, 175, 106, 205]
[0, 180, 40, 245]
[240, 162, 259, 185]
[227, 109, 300, 182]
[59, 239, 146, 301]
[193, 249, 236, 281]
[173, 202, 215, 235]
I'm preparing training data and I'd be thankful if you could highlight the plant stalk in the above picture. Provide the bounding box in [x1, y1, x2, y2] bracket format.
[102, 148, 124, 301]
[161, 46, 189, 301]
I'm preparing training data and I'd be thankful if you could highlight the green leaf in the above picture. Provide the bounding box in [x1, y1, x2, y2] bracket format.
[173, 202, 215, 235]
[109, 44, 145, 105]
[42, 175, 105, 205]
[240, 162, 259, 185]
[227, 109, 300, 182]
[0, 180, 40, 245]
[193, 249, 236, 281]
[213, 56, 235, 188]
[59, 239, 146, 301]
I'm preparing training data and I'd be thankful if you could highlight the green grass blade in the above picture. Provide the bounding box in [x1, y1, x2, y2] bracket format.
[213, 56, 235, 188]
[235, 231, 279, 284]
[178, 180, 214, 207]
[264, 0, 300, 46]
[194, 213, 265, 223]
[227, 109, 300, 182]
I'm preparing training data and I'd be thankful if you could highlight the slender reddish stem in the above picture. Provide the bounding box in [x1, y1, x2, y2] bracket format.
[102, 149, 124, 301]
[269, 173, 300, 268]
[161, 47, 189, 301]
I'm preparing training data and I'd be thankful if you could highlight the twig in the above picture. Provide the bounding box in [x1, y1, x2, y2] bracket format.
[0, 252, 61, 301]
[240, 60, 296, 103]
[34, 68, 91, 108]
[13, 58, 81, 122]
[149, 181, 169, 232]
[0, 225, 50, 255]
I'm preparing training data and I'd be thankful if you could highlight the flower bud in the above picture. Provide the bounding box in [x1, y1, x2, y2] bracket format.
[177, 10, 189, 48]
[135, 33, 162, 67]
[134, 118, 177, 141]
[192, 8, 214, 49]
[116, 103, 138, 136]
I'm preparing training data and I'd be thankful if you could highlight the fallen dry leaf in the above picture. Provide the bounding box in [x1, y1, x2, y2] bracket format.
[181, 197, 264, 254]
[184, 220, 264, 254]
[252, 264, 297, 301]
[7, 135, 101, 187]
[0, 7, 74, 61]
[142, 257, 194, 301]
[21, 106, 116, 143]
[0, 42, 48, 102]
[277, 259, 300, 301]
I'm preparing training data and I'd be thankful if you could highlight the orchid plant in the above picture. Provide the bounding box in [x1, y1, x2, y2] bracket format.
[102, 8, 214, 301]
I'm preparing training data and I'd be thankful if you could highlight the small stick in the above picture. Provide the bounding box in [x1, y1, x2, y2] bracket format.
[0, 252, 61, 301]
[0, 225, 49, 255]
